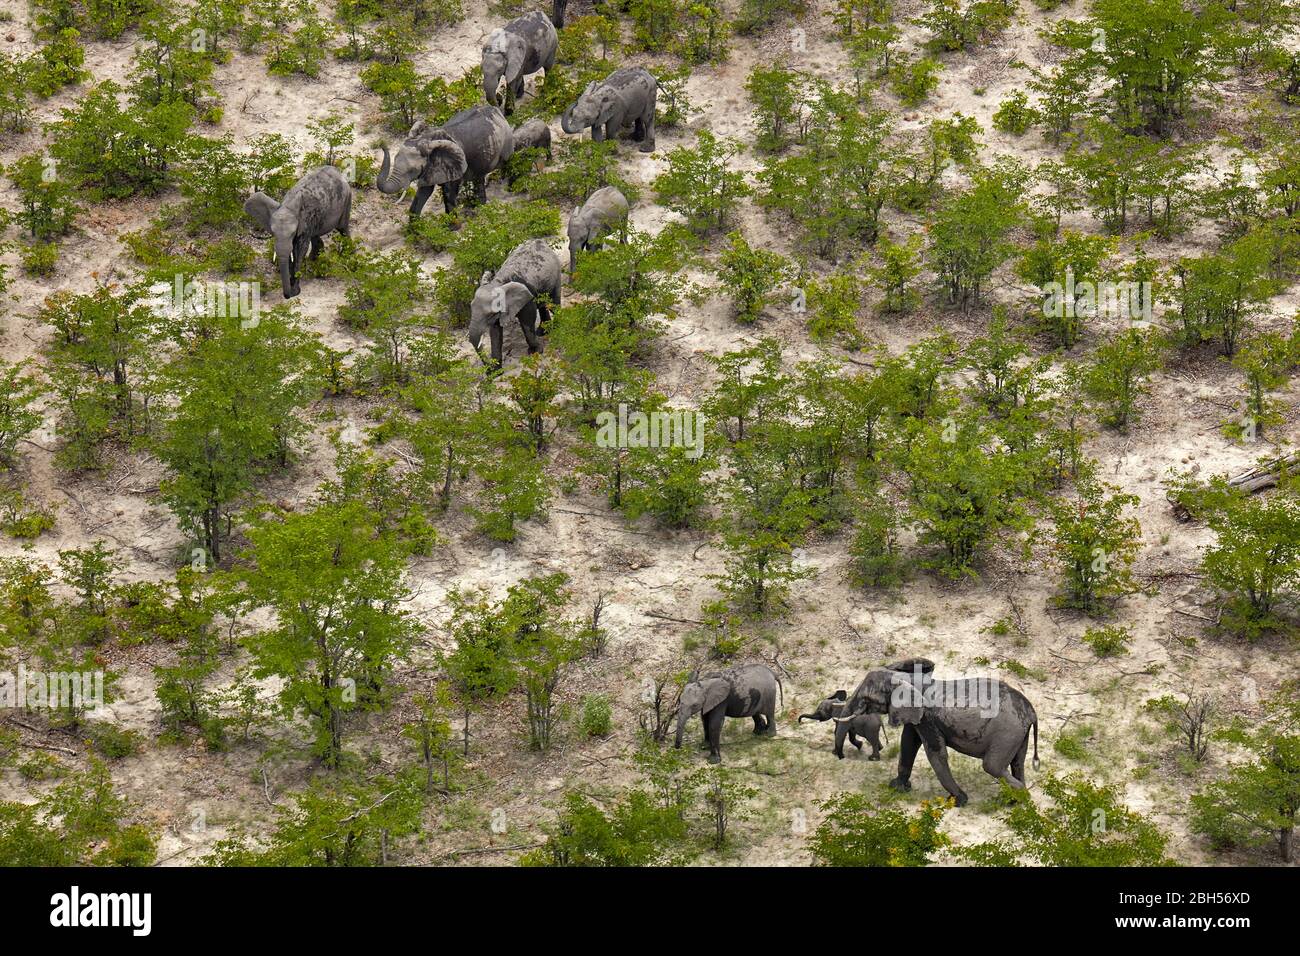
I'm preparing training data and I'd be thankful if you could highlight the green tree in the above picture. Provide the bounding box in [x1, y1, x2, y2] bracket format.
[1049, 479, 1142, 613]
[810, 795, 951, 866]
[654, 129, 750, 235]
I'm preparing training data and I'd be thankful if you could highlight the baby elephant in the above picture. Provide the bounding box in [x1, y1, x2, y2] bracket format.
[800, 690, 885, 760]
[567, 186, 629, 273]
[469, 238, 562, 369]
[674, 663, 782, 764]
[508, 118, 552, 186]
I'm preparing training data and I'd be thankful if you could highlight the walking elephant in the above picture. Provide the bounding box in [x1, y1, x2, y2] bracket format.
[567, 185, 628, 272]
[834, 658, 1039, 806]
[674, 664, 783, 764]
[482, 10, 557, 114]
[469, 238, 562, 368]
[244, 165, 351, 300]
[800, 690, 886, 760]
[376, 104, 514, 216]
[560, 67, 657, 153]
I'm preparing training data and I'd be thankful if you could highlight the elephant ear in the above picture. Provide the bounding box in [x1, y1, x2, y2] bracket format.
[504, 39, 525, 82]
[885, 657, 935, 675]
[496, 281, 535, 319]
[421, 138, 469, 185]
[409, 120, 429, 139]
[888, 674, 925, 725]
[243, 192, 280, 232]
[701, 678, 730, 713]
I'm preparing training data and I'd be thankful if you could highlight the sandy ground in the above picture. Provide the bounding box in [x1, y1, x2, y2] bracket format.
[1, 0, 1297, 866]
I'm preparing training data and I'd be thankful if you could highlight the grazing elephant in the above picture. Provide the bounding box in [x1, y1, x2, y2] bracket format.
[482, 10, 558, 114]
[674, 664, 783, 764]
[799, 690, 886, 760]
[567, 186, 629, 272]
[469, 238, 562, 368]
[553, 0, 567, 28]
[376, 105, 514, 216]
[834, 658, 1040, 807]
[244, 165, 351, 300]
[560, 67, 657, 153]
[508, 118, 552, 186]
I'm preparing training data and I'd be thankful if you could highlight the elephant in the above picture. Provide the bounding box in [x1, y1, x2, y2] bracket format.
[799, 690, 886, 760]
[244, 165, 351, 300]
[560, 67, 657, 153]
[553, 0, 567, 29]
[376, 104, 514, 216]
[674, 663, 783, 764]
[507, 118, 552, 186]
[482, 10, 558, 115]
[834, 658, 1040, 807]
[468, 238, 562, 368]
[566, 186, 629, 273]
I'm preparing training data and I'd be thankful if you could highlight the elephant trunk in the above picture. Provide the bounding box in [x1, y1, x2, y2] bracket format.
[798, 714, 817, 722]
[560, 107, 581, 135]
[376, 145, 403, 195]
[279, 254, 297, 300]
[673, 706, 692, 749]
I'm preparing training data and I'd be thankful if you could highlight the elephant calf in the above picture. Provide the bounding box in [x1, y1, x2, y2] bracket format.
[674, 663, 783, 764]
[508, 118, 552, 187]
[567, 186, 629, 273]
[469, 238, 562, 369]
[800, 690, 885, 760]
[561, 66, 657, 153]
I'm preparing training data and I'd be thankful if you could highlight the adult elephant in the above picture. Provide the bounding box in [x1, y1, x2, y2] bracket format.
[244, 165, 351, 300]
[468, 238, 562, 368]
[566, 185, 628, 272]
[376, 105, 514, 216]
[560, 67, 657, 153]
[482, 10, 558, 114]
[834, 658, 1039, 806]
[674, 664, 782, 764]
[800, 690, 886, 760]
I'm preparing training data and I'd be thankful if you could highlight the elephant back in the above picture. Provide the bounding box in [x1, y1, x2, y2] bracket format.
[443, 104, 514, 173]
[497, 238, 560, 290]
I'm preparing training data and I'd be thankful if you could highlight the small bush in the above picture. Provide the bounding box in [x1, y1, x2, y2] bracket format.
[579, 695, 612, 738]
[1083, 624, 1131, 658]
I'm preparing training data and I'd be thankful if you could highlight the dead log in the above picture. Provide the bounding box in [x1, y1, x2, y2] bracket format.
[1169, 452, 1299, 521]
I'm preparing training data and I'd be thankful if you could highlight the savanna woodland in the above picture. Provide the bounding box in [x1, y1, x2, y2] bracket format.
[0, 0, 1297, 870]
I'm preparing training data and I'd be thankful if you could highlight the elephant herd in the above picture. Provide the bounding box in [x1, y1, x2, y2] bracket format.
[242, 9, 653, 367]
[675, 659, 1039, 808]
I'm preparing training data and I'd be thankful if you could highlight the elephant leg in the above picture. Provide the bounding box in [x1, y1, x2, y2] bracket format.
[519, 303, 542, 354]
[891, 723, 921, 792]
[410, 184, 436, 216]
[984, 736, 1028, 790]
[489, 322, 504, 369]
[605, 120, 617, 143]
[704, 707, 726, 764]
[1010, 733, 1029, 785]
[474, 175, 488, 206]
[833, 719, 849, 759]
[921, 735, 968, 807]
[868, 726, 882, 760]
[849, 731, 863, 750]
[441, 180, 461, 215]
[639, 109, 656, 153]
[752, 714, 765, 735]
[309, 236, 324, 260]
[339, 191, 352, 237]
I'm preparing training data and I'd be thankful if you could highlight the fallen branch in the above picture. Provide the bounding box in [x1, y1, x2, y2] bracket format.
[645, 610, 705, 626]
[1169, 451, 1299, 521]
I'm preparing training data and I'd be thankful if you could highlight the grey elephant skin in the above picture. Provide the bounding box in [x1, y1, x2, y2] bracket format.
[674, 663, 782, 764]
[244, 165, 351, 300]
[561, 67, 657, 153]
[508, 118, 552, 186]
[469, 238, 562, 368]
[567, 185, 629, 272]
[800, 690, 885, 760]
[552, 0, 567, 28]
[835, 658, 1039, 806]
[482, 11, 557, 114]
[376, 105, 514, 215]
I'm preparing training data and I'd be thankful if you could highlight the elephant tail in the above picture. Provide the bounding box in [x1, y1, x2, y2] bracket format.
[1031, 719, 1039, 771]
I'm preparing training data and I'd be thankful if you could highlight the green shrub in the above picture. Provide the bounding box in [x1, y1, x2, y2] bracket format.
[579, 695, 612, 737]
[1082, 624, 1131, 657]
